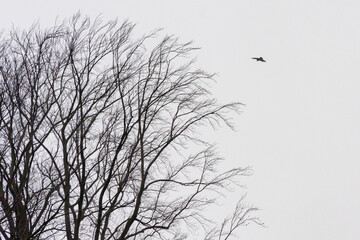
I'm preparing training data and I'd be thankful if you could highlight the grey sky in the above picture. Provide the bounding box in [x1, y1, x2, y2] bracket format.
[2, 1, 360, 239]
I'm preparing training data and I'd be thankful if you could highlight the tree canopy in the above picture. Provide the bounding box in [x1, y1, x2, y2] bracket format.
[0, 14, 259, 240]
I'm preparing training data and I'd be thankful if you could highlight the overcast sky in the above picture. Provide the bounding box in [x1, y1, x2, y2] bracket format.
[2, 1, 360, 239]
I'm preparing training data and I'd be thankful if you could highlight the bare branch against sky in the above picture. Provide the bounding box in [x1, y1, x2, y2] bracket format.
[0, 14, 259, 240]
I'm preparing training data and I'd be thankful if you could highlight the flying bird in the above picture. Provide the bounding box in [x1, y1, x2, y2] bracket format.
[252, 57, 266, 62]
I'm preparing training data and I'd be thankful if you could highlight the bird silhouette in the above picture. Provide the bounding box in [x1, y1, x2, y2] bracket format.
[252, 57, 266, 62]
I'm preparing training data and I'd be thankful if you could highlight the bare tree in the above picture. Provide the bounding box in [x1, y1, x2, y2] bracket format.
[0, 14, 259, 240]
[0, 23, 66, 239]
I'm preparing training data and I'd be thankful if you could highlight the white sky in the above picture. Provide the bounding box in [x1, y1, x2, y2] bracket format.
[2, 1, 360, 239]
